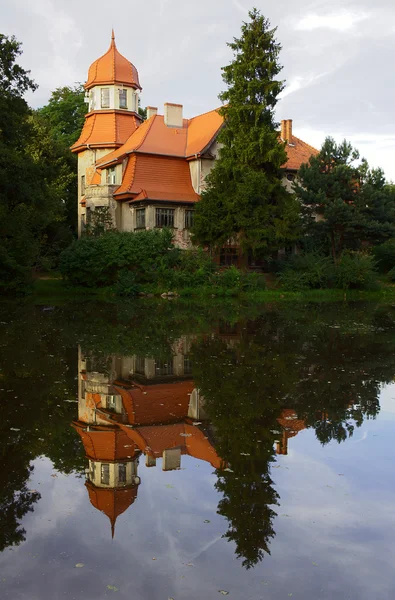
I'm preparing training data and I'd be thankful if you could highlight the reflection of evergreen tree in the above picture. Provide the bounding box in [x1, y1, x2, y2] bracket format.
[191, 336, 281, 569]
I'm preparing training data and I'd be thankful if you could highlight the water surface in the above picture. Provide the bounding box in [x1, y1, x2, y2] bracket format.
[1, 301, 395, 599]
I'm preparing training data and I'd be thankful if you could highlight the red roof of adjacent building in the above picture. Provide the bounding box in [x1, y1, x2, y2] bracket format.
[283, 135, 318, 171]
[85, 30, 141, 91]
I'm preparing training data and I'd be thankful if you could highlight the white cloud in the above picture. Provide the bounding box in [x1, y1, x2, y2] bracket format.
[295, 10, 370, 32]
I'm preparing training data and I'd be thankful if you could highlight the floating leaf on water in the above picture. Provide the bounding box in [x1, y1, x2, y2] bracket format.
[218, 591, 229, 595]
[204, 520, 211, 523]
[165, 484, 174, 489]
[107, 585, 118, 591]
[75, 563, 84, 568]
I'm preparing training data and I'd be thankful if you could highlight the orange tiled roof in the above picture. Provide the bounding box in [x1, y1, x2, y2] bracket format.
[283, 135, 318, 171]
[86, 481, 138, 536]
[71, 111, 140, 153]
[186, 108, 224, 157]
[114, 381, 194, 426]
[114, 154, 200, 203]
[72, 421, 137, 462]
[85, 31, 141, 91]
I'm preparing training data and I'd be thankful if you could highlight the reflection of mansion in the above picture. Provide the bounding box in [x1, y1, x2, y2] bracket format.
[72, 337, 310, 534]
[72, 340, 220, 535]
[72, 32, 318, 254]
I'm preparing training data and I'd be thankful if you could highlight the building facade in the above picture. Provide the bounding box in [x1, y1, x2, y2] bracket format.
[72, 32, 318, 248]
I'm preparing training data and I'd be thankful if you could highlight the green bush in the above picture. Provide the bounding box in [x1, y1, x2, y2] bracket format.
[59, 229, 175, 287]
[279, 253, 330, 290]
[331, 252, 378, 290]
[373, 239, 395, 273]
[114, 270, 141, 297]
[387, 266, 395, 282]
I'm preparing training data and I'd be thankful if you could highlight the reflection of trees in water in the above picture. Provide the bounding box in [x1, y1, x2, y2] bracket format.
[191, 305, 395, 568]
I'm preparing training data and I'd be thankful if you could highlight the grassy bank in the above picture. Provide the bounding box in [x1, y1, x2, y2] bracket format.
[31, 276, 395, 305]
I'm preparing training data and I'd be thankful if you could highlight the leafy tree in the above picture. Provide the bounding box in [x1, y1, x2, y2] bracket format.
[0, 34, 62, 290]
[38, 84, 86, 148]
[193, 9, 300, 257]
[295, 137, 395, 261]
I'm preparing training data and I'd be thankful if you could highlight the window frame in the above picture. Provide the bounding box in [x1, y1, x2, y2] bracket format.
[118, 463, 127, 484]
[119, 88, 127, 109]
[155, 208, 175, 228]
[107, 167, 116, 185]
[101, 88, 110, 108]
[101, 463, 110, 485]
[136, 208, 146, 229]
[81, 175, 85, 195]
[219, 247, 239, 267]
[185, 209, 194, 229]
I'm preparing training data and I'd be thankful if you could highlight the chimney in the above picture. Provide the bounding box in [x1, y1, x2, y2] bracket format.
[146, 106, 158, 119]
[285, 119, 293, 144]
[281, 119, 293, 144]
[164, 102, 183, 128]
[281, 119, 287, 142]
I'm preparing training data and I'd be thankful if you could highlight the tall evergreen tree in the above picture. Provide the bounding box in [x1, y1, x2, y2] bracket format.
[295, 137, 395, 261]
[192, 9, 300, 257]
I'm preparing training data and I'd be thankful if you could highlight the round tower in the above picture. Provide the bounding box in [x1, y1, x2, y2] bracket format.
[71, 31, 142, 236]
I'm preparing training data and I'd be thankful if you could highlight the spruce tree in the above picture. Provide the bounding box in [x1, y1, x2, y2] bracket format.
[192, 9, 300, 258]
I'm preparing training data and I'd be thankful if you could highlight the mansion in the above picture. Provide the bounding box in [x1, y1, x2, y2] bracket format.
[72, 32, 318, 248]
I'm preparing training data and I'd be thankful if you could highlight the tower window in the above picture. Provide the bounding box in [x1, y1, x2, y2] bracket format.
[118, 464, 127, 484]
[156, 208, 174, 228]
[119, 89, 127, 109]
[136, 208, 146, 229]
[81, 175, 85, 195]
[101, 463, 110, 485]
[101, 88, 110, 108]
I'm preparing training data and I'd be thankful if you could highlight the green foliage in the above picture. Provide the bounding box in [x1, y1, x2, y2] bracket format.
[114, 270, 141, 297]
[59, 229, 175, 287]
[387, 266, 395, 282]
[295, 138, 395, 261]
[373, 239, 395, 273]
[192, 9, 300, 256]
[332, 252, 378, 291]
[279, 251, 378, 291]
[84, 206, 115, 237]
[38, 84, 85, 148]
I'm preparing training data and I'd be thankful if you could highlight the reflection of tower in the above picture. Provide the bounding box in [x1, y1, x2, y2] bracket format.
[275, 409, 306, 455]
[73, 341, 221, 535]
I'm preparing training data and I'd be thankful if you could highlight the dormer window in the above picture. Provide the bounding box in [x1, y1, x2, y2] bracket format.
[101, 88, 110, 108]
[107, 167, 116, 185]
[119, 89, 127, 109]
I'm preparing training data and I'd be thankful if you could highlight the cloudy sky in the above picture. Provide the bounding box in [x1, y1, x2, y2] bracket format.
[2, 0, 394, 178]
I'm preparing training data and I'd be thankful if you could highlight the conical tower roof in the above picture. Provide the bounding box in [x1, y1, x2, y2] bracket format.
[85, 30, 141, 91]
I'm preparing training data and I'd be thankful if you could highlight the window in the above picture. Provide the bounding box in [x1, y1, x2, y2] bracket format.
[101, 463, 110, 485]
[183, 356, 192, 375]
[119, 89, 127, 109]
[101, 88, 110, 108]
[107, 167, 116, 185]
[81, 175, 85, 195]
[286, 172, 295, 182]
[136, 208, 146, 229]
[156, 208, 174, 228]
[135, 356, 146, 375]
[154, 358, 174, 376]
[219, 247, 238, 267]
[118, 464, 127, 484]
[106, 395, 116, 410]
[185, 209, 194, 229]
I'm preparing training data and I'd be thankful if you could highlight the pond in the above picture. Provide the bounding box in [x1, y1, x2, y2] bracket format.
[1, 300, 395, 599]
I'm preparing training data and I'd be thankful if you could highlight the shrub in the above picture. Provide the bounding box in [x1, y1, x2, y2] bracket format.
[387, 266, 395, 282]
[373, 239, 395, 273]
[59, 229, 175, 287]
[331, 252, 378, 290]
[114, 270, 141, 297]
[279, 253, 330, 290]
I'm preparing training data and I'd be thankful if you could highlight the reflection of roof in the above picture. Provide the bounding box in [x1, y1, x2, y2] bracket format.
[72, 421, 136, 461]
[128, 422, 222, 469]
[71, 111, 140, 152]
[86, 481, 138, 537]
[85, 31, 141, 91]
[277, 409, 306, 437]
[114, 381, 194, 425]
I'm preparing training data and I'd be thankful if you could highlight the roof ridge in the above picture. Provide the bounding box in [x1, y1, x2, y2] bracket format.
[188, 106, 222, 122]
[291, 134, 319, 154]
[133, 115, 157, 152]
